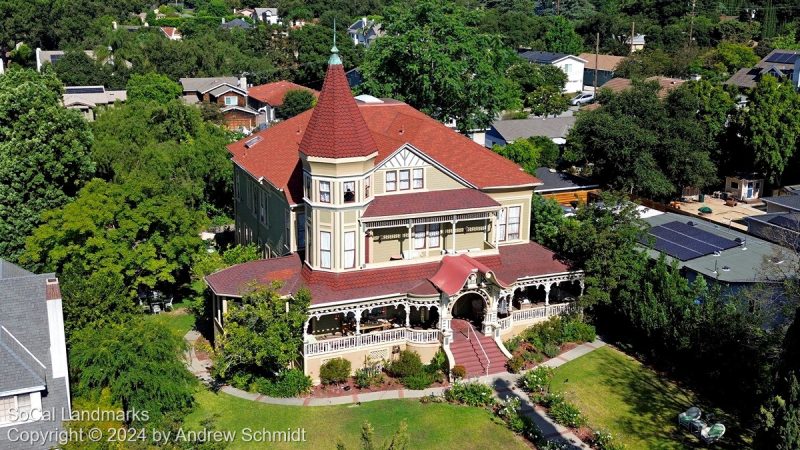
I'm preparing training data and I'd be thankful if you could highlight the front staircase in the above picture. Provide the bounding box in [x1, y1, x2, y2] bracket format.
[450, 319, 508, 378]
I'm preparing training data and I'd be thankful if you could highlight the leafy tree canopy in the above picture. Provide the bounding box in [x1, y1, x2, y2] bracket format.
[360, 0, 520, 132]
[493, 136, 559, 174]
[278, 89, 316, 120]
[0, 69, 95, 261]
[126, 72, 183, 103]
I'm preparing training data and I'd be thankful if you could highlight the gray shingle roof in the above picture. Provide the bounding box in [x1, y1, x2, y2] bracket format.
[490, 116, 576, 142]
[179, 77, 239, 93]
[533, 167, 598, 193]
[762, 193, 800, 212]
[518, 50, 570, 64]
[725, 49, 800, 88]
[0, 338, 45, 393]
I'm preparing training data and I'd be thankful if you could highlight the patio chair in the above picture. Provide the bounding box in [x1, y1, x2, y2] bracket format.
[700, 423, 725, 444]
[678, 407, 701, 429]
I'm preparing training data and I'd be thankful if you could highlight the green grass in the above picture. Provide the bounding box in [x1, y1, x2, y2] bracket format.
[146, 305, 195, 338]
[550, 346, 748, 449]
[184, 390, 529, 450]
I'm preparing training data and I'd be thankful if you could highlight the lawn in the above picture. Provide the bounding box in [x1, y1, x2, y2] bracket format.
[184, 390, 529, 450]
[146, 304, 196, 338]
[550, 346, 749, 449]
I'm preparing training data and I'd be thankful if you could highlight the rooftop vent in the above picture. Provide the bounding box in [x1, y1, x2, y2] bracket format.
[687, 221, 695, 226]
[721, 266, 731, 272]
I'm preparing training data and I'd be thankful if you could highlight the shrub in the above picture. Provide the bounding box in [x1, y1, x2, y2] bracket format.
[389, 350, 424, 378]
[562, 320, 596, 343]
[506, 355, 525, 373]
[497, 396, 526, 433]
[593, 430, 626, 450]
[251, 369, 312, 397]
[522, 350, 544, 363]
[549, 399, 586, 428]
[540, 391, 565, 407]
[521, 366, 554, 393]
[451, 365, 467, 379]
[504, 336, 522, 353]
[354, 368, 383, 389]
[320, 358, 351, 385]
[429, 349, 448, 373]
[402, 372, 435, 390]
[445, 381, 496, 407]
[543, 342, 561, 358]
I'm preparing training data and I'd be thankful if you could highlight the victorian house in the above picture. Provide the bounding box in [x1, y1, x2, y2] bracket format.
[206, 45, 584, 383]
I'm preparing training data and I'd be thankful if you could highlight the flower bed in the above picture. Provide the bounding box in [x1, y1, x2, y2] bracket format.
[505, 316, 596, 373]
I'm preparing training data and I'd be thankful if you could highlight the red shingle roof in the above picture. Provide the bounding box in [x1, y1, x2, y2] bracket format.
[429, 255, 505, 296]
[248, 81, 318, 106]
[228, 101, 539, 205]
[298, 63, 378, 158]
[207, 242, 571, 305]
[362, 189, 500, 218]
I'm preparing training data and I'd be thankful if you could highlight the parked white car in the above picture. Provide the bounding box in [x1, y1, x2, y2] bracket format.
[570, 92, 595, 105]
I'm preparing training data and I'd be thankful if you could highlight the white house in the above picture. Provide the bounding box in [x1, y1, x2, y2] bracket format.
[518, 51, 586, 93]
[254, 8, 280, 25]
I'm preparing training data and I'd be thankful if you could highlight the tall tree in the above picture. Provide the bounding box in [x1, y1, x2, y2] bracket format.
[278, 89, 316, 119]
[736, 75, 800, 185]
[0, 69, 95, 261]
[360, 0, 520, 132]
[126, 72, 182, 104]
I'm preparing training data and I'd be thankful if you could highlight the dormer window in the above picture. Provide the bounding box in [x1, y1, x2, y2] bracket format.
[224, 96, 237, 106]
[399, 170, 410, 190]
[319, 181, 331, 203]
[386, 172, 397, 191]
[343, 181, 355, 203]
[413, 168, 424, 189]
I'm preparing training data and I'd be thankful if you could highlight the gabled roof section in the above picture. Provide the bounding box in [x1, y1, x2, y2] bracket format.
[362, 189, 500, 219]
[248, 81, 319, 106]
[298, 48, 378, 159]
[429, 254, 506, 296]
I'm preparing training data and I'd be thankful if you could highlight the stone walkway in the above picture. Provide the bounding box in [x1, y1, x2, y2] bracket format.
[184, 331, 604, 448]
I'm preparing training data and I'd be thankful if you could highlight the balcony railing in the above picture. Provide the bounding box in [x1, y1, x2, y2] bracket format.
[305, 327, 441, 357]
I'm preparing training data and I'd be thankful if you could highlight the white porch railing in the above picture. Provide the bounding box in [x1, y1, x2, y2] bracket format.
[497, 316, 512, 331]
[305, 327, 441, 357]
[504, 302, 574, 331]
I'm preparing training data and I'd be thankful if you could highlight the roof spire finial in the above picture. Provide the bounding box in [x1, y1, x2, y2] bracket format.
[329, 19, 342, 65]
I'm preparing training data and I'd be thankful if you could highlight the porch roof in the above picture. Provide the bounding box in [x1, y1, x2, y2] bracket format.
[362, 189, 500, 219]
[206, 241, 572, 305]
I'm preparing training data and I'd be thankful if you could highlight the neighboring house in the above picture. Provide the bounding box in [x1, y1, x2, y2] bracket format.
[180, 76, 259, 131]
[639, 211, 795, 290]
[744, 212, 800, 249]
[518, 51, 586, 93]
[0, 260, 71, 450]
[348, 17, 383, 47]
[247, 80, 319, 126]
[35, 48, 132, 72]
[0, 58, 4, 75]
[626, 34, 646, 52]
[578, 53, 626, 89]
[600, 76, 685, 99]
[533, 167, 599, 206]
[762, 192, 800, 214]
[346, 67, 364, 88]
[254, 8, 280, 24]
[220, 18, 254, 30]
[485, 115, 576, 147]
[234, 7, 255, 18]
[726, 49, 800, 90]
[724, 173, 764, 202]
[62, 86, 127, 121]
[206, 45, 584, 383]
[160, 26, 182, 41]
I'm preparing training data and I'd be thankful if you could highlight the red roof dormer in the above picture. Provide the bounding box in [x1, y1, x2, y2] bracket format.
[298, 47, 377, 159]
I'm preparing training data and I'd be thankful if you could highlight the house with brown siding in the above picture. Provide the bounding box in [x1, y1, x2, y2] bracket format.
[180, 76, 259, 131]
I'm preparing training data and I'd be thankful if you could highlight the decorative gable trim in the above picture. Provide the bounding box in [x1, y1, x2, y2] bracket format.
[374, 143, 474, 189]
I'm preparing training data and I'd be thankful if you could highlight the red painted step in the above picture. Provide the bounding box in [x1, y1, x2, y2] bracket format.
[449, 319, 508, 378]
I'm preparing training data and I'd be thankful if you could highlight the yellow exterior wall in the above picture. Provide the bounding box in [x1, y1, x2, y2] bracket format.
[305, 342, 441, 384]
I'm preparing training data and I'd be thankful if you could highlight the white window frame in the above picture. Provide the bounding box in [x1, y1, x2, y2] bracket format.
[399, 169, 410, 191]
[507, 206, 521, 240]
[343, 231, 356, 269]
[224, 95, 237, 106]
[304, 175, 311, 199]
[386, 171, 397, 192]
[497, 208, 507, 242]
[428, 223, 440, 248]
[414, 225, 426, 249]
[364, 176, 371, 197]
[320, 231, 331, 269]
[259, 192, 266, 224]
[412, 168, 424, 189]
[319, 181, 331, 203]
[343, 181, 356, 203]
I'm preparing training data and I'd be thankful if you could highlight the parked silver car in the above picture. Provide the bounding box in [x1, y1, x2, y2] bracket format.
[570, 92, 595, 105]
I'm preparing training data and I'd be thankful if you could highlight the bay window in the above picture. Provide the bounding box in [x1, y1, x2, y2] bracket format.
[319, 181, 331, 203]
[507, 206, 521, 240]
[297, 213, 305, 247]
[320, 231, 331, 269]
[497, 208, 507, 242]
[344, 231, 356, 268]
[343, 181, 355, 203]
[364, 176, 371, 197]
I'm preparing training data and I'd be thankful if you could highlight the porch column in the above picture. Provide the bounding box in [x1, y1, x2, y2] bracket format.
[407, 222, 413, 257]
[403, 303, 411, 327]
[451, 218, 457, 253]
[354, 309, 362, 335]
[302, 316, 312, 342]
[492, 213, 499, 248]
[544, 283, 552, 306]
[579, 279, 585, 296]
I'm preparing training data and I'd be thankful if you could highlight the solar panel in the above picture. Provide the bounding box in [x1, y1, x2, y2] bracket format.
[244, 136, 262, 148]
[65, 86, 106, 94]
[641, 220, 739, 261]
[766, 52, 799, 64]
[769, 214, 800, 232]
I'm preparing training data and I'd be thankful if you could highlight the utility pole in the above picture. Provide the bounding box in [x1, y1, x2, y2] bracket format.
[594, 32, 600, 92]
[688, 0, 697, 46]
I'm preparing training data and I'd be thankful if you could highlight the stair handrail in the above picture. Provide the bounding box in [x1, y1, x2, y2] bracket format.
[466, 322, 489, 377]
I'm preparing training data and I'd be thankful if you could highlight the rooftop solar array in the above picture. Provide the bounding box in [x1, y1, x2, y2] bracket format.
[769, 214, 800, 232]
[766, 52, 800, 64]
[640, 220, 740, 261]
[65, 86, 106, 94]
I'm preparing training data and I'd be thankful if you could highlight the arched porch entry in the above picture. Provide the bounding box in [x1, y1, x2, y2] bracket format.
[450, 291, 488, 328]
